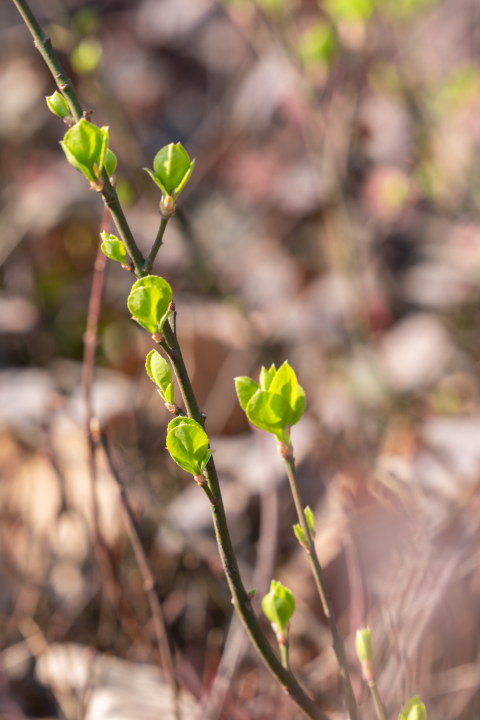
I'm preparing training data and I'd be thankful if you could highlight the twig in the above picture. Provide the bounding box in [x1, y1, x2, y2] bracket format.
[284, 455, 358, 720]
[160, 321, 327, 720]
[144, 217, 169, 274]
[11, 0, 145, 278]
[100, 434, 181, 717]
[368, 683, 386, 720]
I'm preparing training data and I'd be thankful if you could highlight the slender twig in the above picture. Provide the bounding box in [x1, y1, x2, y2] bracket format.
[11, 0, 83, 122]
[280, 641, 290, 672]
[161, 319, 327, 719]
[284, 455, 358, 720]
[11, 0, 145, 278]
[144, 217, 168, 274]
[100, 434, 181, 718]
[368, 683, 386, 720]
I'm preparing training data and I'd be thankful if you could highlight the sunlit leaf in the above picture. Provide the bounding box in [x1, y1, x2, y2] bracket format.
[261, 580, 295, 632]
[127, 275, 172, 334]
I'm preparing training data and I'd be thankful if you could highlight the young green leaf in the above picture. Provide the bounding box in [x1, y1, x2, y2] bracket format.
[259, 364, 276, 391]
[304, 506, 315, 536]
[145, 349, 173, 400]
[261, 580, 295, 633]
[46, 91, 70, 119]
[245, 389, 290, 440]
[165, 383, 175, 405]
[144, 142, 195, 199]
[166, 417, 211, 476]
[104, 148, 117, 177]
[297, 21, 337, 66]
[127, 275, 172, 334]
[234, 376, 260, 412]
[100, 232, 126, 264]
[399, 696, 426, 720]
[269, 361, 305, 426]
[60, 119, 109, 182]
[293, 524, 307, 547]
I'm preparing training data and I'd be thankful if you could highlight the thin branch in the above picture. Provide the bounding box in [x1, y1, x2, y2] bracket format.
[144, 217, 169, 274]
[11, 0, 145, 278]
[11, 0, 83, 122]
[369, 683, 386, 720]
[100, 434, 181, 718]
[284, 455, 358, 720]
[160, 318, 327, 720]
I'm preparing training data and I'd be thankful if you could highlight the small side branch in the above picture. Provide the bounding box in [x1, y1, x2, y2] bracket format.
[284, 455, 358, 720]
[144, 217, 169, 274]
[100, 434, 181, 719]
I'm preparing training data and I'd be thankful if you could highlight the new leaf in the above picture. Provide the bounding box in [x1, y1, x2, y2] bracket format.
[127, 275, 172, 334]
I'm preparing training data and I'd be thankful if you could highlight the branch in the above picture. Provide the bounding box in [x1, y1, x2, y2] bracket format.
[160, 323, 328, 720]
[144, 217, 169, 274]
[100, 434, 181, 718]
[284, 456, 357, 720]
[11, 0, 145, 278]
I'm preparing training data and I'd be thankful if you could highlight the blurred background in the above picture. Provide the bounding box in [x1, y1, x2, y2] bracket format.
[1, 0, 480, 717]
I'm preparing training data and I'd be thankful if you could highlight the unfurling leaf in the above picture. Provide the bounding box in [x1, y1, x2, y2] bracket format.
[399, 697, 426, 720]
[144, 142, 195, 200]
[145, 349, 173, 402]
[100, 232, 126, 264]
[235, 362, 305, 442]
[355, 627, 373, 665]
[127, 275, 172, 334]
[304, 506, 315, 536]
[166, 417, 211, 476]
[293, 524, 307, 547]
[104, 149, 117, 177]
[261, 580, 295, 633]
[46, 91, 70, 119]
[60, 119, 109, 182]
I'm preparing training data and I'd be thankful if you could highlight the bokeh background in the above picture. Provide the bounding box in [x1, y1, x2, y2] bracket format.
[2, 0, 480, 717]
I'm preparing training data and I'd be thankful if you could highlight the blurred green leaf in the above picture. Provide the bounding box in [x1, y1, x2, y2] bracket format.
[325, 0, 375, 22]
[293, 524, 307, 547]
[399, 696, 426, 720]
[127, 275, 172, 334]
[259, 364, 276, 391]
[104, 149, 117, 177]
[304, 506, 315, 536]
[270, 361, 306, 426]
[297, 22, 337, 65]
[355, 627, 373, 664]
[70, 37, 103, 75]
[245, 389, 290, 440]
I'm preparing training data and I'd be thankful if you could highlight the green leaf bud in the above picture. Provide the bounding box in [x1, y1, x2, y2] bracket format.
[46, 91, 70, 119]
[293, 524, 307, 548]
[127, 275, 172, 334]
[304, 506, 315, 536]
[60, 119, 109, 183]
[399, 697, 426, 720]
[145, 349, 173, 402]
[166, 417, 211, 477]
[144, 142, 195, 201]
[355, 627, 373, 665]
[235, 362, 305, 441]
[261, 580, 295, 633]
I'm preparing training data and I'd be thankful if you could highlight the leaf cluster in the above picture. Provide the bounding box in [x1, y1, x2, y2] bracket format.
[235, 361, 305, 441]
[60, 119, 116, 183]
